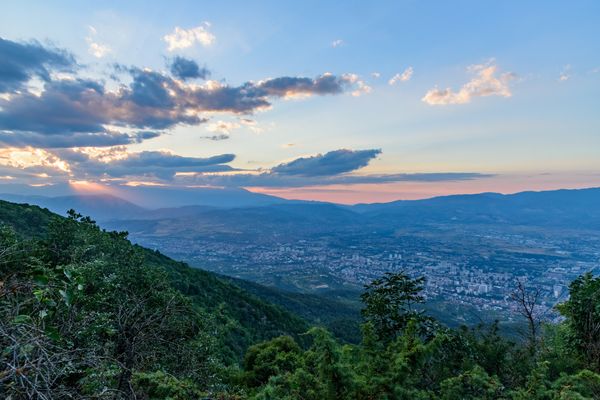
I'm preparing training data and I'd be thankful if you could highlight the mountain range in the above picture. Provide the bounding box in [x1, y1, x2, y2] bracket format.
[2, 186, 599, 230]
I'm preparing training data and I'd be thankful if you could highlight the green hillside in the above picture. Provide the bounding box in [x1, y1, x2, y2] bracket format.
[0, 199, 55, 237]
[0, 201, 309, 362]
[2, 199, 600, 399]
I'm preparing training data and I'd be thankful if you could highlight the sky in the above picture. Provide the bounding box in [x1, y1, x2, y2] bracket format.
[0, 0, 599, 204]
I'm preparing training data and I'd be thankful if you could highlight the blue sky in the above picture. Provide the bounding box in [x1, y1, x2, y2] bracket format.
[0, 1, 599, 203]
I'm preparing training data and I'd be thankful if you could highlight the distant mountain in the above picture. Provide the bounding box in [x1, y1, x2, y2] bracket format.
[104, 202, 367, 242]
[111, 185, 288, 209]
[0, 184, 291, 221]
[3, 186, 600, 230]
[0, 193, 147, 221]
[0, 183, 288, 211]
[352, 187, 600, 229]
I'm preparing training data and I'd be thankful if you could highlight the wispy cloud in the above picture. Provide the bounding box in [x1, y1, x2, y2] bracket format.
[422, 61, 516, 105]
[163, 22, 215, 51]
[200, 133, 230, 141]
[559, 64, 571, 82]
[85, 26, 111, 58]
[331, 39, 344, 48]
[388, 67, 413, 85]
[342, 74, 371, 96]
[206, 120, 240, 134]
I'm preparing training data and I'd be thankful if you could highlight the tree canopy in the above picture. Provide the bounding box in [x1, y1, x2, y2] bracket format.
[1, 201, 600, 399]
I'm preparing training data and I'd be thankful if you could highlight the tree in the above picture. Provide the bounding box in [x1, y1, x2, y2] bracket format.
[243, 335, 302, 387]
[557, 272, 600, 371]
[360, 272, 426, 342]
[439, 365, 504, 400]
[510, 280, 543, 355]
[1, 212, 219, 399]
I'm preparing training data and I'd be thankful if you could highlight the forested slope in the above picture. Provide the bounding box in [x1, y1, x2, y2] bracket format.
[2, 200, 600, 399]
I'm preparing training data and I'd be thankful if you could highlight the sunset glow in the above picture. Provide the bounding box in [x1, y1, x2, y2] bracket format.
[0, 1, 598, 203]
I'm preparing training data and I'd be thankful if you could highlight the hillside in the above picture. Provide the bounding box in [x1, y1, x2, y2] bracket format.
[0, 200, 309, 363]
[3, 200, 600, 399]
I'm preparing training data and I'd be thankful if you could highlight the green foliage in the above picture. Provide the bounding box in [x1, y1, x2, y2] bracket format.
[243, 336, 302, 387]
[0, 202, 309, 398]
[236, 269, 600, 400]
[3, 200, 600, 399]
[439, 365, 504, 400]
[557, 272, 600, 371]
[360, 271, 428, 342]
[551, 369, 600, 399]
[1, 211, 220, 398]
[132, 371, 205, 400]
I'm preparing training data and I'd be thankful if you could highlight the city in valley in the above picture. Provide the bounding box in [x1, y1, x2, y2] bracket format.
[103, 192, 600, 325]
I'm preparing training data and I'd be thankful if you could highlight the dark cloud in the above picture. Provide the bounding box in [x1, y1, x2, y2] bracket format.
[127, 68, 175, 108]
[0, 75, 205, 147]
[178, 171, 491, 188]
[200, 134, 230, 141]
[170, 56, 209, 80]
[0, 37, 366, 149]
[0, 37, 75, 93]
[272, 149, 381, 176]
[56, 150, 236, 180]
[0, 131, 155, 148]
[257, 74, 351, 97]
[0, 165, 66, 181]
[0, 79, 110, 135]
[164, 149, 490, 188]
[114, 151, 235, 169]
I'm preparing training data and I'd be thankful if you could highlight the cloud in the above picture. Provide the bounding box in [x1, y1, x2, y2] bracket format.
[0, 147, 72, 182]
[0, 144, 490, 189]
[179, 170, 491, 188]
[271, 149, 381, 176]
[256, 73, 365, 98]
[0, 76, 201, 147]
[169, 149, 491, 188]
[371, 72, 381, 79]
[559, 64, 571, 82]
[85, 26, 111, 58]
[331, 39, 344, 48]
[200, 133, 230, 141]
[163, 22, 215, 51]
[0, 131, 158, 148]
[389, 67, 413, 85]
[169, 56, 210, 80]
[0, 37, 369, 151]
[55, 149, 235, 180]
[206, 120, 240, 134]
[0, 70, 360, 147]
[239, 118, 263, 133]
[0, 39, 365, 148]
[339, 74, 371, 97]
[0, 37, 75, 93]
[422, 61, 516, 105]
[87, 41, 111, 58]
